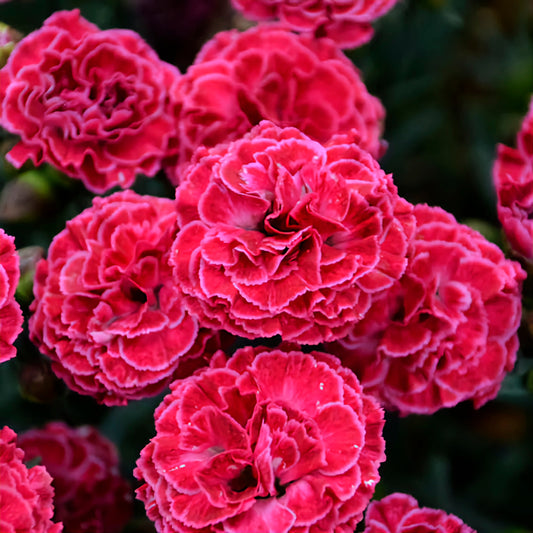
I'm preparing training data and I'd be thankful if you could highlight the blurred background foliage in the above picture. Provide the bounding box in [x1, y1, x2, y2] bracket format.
[0, 0, 533, 532]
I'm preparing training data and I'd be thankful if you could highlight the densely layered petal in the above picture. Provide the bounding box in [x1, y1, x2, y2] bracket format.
[166, 25, 385, 184]
[135, 346, 385, 533]
[0, 426, 63, 533]
[172, 121, 413, 344]
[29, 190, 219, 405]
[493, 97, 533, 261]
[0, 9, 181, 193]
[18, 422, 132, 533]
[363, 493, 475, 533]
[231, 0, 400, 48]
[328, 204, 525, 415]
[0, 229, 23, 362]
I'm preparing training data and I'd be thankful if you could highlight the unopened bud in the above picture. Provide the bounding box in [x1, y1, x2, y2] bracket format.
[0, 170, 54, 222]
[16, 246, 45, 304]
[0, 22, 22, 68]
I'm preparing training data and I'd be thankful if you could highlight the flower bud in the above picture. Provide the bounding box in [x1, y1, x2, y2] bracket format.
[16, 245, 44, 304]
[0, 170, 54, 222]
[0, 21, 22, 68]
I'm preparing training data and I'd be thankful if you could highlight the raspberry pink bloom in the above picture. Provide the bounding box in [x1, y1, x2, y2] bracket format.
[0, 229, 23, 362]
[328, 204, 525, 415]
[0, 9, 180, 193]
[0, 426, 63, 533]
[230, 0, 400, 48]
[29, 190, 213, 406]
[166, 25, 385, 184]
[18, 422, 132, 533]
[493, 98, 533, 261]
[135, 346, 386, 533]
[172, 121, 413, 344]
[363, 493, 476, 533]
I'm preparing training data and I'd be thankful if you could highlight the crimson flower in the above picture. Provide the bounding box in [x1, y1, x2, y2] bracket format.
[135, 346, 386, 533]
[493, 97, 533, 261]
[0, 10, 180, 193]
[0, 229, 23, 362]
[18, 422, 132, 533]
[0, 426, 63, 533]
[166, 25, 385, 184]
[172, 121, 413, 344]
[29, 190, 214, 406]
[230, 0, 400, 48]
[328, 204, 525, 415]
[363, 493, 476, 533]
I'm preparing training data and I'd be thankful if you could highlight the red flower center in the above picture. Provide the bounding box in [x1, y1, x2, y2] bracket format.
[120, 276, 147, 304]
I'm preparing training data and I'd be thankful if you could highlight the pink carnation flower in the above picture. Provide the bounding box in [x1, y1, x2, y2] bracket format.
[231, 0, 400, 48]
[363, 493, 475, 533]
[172, 121, 414, 344]
[29, 190, 216, 406]
[0, 426, 63, 533]
[493, 98, 533, 261]
[0, 10, 180, 193]
[328, 204, 525, 415]
[0, 229, 23, 362]
[166, 25, 385, 184]
[135, 346, 386, 533]
[18, 422, 132, 533]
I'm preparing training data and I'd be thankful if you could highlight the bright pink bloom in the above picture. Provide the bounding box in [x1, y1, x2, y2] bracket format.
[0, 426, 63, 533]
[493, 98, 533, 261]
[230, 0, 400, 48]
[328, 204, 525, 415]
[166, 25, 385, 184]
[0, 10, 180, 193]
[0, 228, 23, 362]
[363, 493, 476, 533]
[18, 422, 132, 533]
[172, 121, 414, 344]
[135, 346, 386, 533]
[29, 190, 216, 406]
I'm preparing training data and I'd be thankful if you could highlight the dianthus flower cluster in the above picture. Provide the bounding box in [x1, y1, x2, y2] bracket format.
[0, 426, 63, 533]
[166, 25, 385, 183]
[0, 6, 528, 533]
[18, 422, 132, 533]
[0, 10, 180, 193]
[493, 97, 533, 261]
[362, 493, 476, 533]
[230, 0, 400, 48]
[135, 346, 385, 533]
[327, 204, 525, 415]
[29, 190, 216, 405]
[172, 120, 414, 343]
[0, 228, 22, 362]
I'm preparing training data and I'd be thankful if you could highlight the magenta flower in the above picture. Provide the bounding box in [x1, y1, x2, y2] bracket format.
[19, 422, 132, 533]
[230, 0, 400, 48]
[328, 204, 525, 415]
[0, 228, 23, 363]
[166, 25, 385, 184]
[0, 426, 63, 533]
[0, 10, 180, 193]
[135, 346, 386, 533]
[172, 120, 414, 344]
[29, 190, 215, 406]
[363, 493, 476, 533]
[493, 97, 533, 261]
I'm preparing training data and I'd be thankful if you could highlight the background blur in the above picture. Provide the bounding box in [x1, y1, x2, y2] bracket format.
[1, 1, 532, 532]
